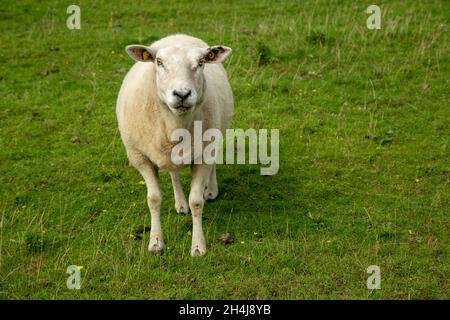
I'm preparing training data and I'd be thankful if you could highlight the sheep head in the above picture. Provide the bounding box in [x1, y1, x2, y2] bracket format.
[125, 44, 232, 115]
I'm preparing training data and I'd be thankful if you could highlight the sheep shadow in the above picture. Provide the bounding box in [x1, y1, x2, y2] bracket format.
[211, 164, 301, 216]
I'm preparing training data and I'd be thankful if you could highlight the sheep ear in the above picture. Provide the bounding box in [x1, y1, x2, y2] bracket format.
[125, 45, 155, 62]
[204, 46, 232, 63]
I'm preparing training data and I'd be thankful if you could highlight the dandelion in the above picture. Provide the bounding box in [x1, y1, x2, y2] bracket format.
[138, 180, 145, 185]
[325, 240, 332, 244]
[408, 229, 414, 235]
[77, 265, 84, 270]
[415, 178, 421, 184]
[240, 240, 245, 244]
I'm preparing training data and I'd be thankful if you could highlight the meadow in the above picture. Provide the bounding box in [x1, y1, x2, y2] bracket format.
[0, 0, 448, 299]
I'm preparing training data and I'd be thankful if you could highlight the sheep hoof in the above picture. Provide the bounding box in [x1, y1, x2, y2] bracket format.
[190, 245, 207, 257]
[148, 237, 165, 255]
[175, 202, 189, 215]
[203, 189, 218, 201]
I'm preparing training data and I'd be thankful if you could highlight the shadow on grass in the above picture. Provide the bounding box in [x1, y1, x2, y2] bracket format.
[217, 165, 294, 208]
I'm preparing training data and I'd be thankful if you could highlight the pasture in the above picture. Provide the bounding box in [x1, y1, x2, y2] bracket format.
[0, 0, 448, 299]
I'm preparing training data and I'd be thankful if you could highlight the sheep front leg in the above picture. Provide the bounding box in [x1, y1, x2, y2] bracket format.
[136, 163, 164, 254]
[189, 164, 212, 256]
[169, 171, 189, 214]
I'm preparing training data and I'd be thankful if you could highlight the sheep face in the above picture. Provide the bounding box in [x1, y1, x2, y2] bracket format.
[154, 46, 205, 115]
[126, 44, 232, 116]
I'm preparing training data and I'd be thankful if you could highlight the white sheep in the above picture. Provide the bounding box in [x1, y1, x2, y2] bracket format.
[116, 34, 233, 256]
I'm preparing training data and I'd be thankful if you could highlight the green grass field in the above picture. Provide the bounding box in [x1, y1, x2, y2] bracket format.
[0, 0, 449, 299]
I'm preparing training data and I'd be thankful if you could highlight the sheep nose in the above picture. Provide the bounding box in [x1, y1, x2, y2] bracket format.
[173, 89, 191, 101]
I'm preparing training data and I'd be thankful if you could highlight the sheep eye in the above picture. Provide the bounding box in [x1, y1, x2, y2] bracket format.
[156, 58, 163, 66]
[198, 59, 205, 67]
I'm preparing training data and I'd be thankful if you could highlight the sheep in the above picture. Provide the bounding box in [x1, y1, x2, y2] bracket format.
[116, 34, 233, 256]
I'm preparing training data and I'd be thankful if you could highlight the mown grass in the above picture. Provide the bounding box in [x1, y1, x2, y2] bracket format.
[0, 0, 448, 299]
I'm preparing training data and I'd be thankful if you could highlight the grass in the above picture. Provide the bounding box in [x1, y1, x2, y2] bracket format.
[0, 0, 449, 299]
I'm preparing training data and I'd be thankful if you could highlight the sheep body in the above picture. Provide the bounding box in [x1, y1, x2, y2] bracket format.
[117, 34, 233, 171]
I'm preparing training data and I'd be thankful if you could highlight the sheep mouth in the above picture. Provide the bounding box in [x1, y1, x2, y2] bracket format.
[171, 103, 193, 114]
[176, 107, 190, 113]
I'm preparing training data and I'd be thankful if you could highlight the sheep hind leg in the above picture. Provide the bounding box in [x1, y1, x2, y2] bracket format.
[203, 164, 218, 201]
[169, 171, 189, 214]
